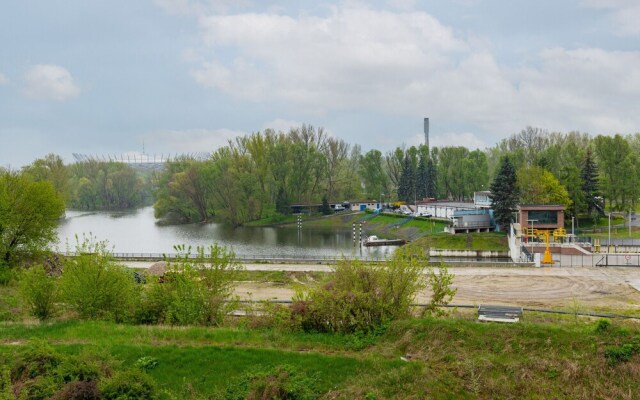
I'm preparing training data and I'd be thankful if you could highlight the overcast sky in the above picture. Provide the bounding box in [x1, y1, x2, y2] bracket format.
[1, 0, 639, 168]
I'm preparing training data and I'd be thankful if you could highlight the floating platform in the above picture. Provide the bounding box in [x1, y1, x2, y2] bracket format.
[363, 236, 407, 247]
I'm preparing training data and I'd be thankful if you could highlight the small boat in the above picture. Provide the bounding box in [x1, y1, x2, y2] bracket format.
[363, 235, 407, 246]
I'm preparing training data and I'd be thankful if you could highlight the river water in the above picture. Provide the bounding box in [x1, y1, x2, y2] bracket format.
[55, 207, 393, 259]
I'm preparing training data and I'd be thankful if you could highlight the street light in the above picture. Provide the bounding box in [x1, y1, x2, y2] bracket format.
[528, 219, 538, 260]
[608, 212, 611, 252]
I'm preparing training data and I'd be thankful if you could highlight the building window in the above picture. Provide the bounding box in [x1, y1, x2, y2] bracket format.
[528, 210, 558, 225]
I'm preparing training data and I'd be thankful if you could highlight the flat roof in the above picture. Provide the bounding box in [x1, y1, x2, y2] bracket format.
[417, 201, 475, 208]
[518, 205, 565, 210]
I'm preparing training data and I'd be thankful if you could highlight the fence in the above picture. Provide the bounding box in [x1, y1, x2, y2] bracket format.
[59, 251, 525, 266]
[539, 253, 640, 268]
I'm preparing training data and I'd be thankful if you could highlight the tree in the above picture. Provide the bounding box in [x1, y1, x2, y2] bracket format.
[359, 149, 389, 200]
[581, 149, 601, 216]
[416, 155, 428, 200]
[517, 166, 572, 208]
[0, 171, 65, 265]
[397, 153, 415, 203]
[22, 153, 69, 201]
[594, 134, 636, 211]
[320, 194, 332, 215]
[490, 156, 519, 231]
[426, 158, 437, 198]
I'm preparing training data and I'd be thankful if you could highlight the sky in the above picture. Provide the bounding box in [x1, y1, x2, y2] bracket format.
[1, 0, 639, 168]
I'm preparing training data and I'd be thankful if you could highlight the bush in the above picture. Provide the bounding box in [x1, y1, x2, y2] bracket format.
[51, 381, 100, 400]
[224, 365, 318, 400]
[135, 356, 159, 372]
[59, 238, 140, 322]
[604, 344, 636, 365]
[0, 366, 13, 400]
[594, 319, 611, 333]
[11, 341, 64, 383]
[422, 262, 457, 316]
[99, 369, 158, 400]
[19, 265, 58, 321]
[293, 245, 427, 333]
[139, 244, 243, 326]
[0, 266, 14, 286]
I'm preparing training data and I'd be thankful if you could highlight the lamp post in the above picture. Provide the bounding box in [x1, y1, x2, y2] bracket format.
[380, 193, 384, 212]
[528, 219, 537, 259]
[608, 212, 611, 252]
[571, 216, 575, 241]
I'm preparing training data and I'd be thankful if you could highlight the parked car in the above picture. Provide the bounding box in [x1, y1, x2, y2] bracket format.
[334, 205, 345, 212]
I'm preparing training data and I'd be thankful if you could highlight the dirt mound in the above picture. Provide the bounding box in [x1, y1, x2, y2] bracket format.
[147, 261, 167, 276]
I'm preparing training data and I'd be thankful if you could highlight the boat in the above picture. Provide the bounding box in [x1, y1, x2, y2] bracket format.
[363, 235, 407, 247]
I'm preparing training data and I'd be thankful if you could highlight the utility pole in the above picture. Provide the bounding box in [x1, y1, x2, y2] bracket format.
[608, 212, 612, 253]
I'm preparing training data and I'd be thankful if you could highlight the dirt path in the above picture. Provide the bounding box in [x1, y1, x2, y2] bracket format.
[231, 265, 640, 311]
[124, 261, 640, 310]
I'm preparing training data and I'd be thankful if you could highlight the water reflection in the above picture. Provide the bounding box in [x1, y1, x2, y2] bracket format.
[56, 207, 394, 259]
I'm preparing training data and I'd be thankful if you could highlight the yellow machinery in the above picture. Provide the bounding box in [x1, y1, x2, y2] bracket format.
[525, 227, 538, 241]
[541, 230, 554, 264]
[594, 239, 601, 253]
[552, 228, 567, 242]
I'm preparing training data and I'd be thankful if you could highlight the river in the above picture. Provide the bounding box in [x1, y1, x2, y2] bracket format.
[55, 207, 394, 259]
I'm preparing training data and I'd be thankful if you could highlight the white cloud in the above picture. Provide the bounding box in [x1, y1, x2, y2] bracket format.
[0, 73, 7, 85]
[514, 48, 640, 134]
[580, 0, 640, 35]
[185, 3, 640, 141]
[143, 128, 246, 154]
[192, 4, 468, 114]
[23, 65, 80, 101]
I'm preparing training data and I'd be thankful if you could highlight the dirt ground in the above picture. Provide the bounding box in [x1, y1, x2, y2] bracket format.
[124, 261, 640, 311]
[232, 265, 640, 311]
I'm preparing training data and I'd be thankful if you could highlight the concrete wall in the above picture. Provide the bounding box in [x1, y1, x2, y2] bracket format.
[429, 249, 509, 258]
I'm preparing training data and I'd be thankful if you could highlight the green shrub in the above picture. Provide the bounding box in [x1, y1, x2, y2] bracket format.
[11, 341, 63, 382]
[59, 238, 140, 321]
[293, 245, 427, 333]
[140, 244, 243, 326]
[99, 369, 158, 400]
[18, 266, 58, 321]
[223, 365, 318, 400]
[51, 381, 100, 400]
[0, 266, 14, 286]
[0, 366, 13, 400]
[135, 356, 159, 372]
[594, 319, 611, 333]
[422, 262, 457, 317]
[604, 343, 637, 365]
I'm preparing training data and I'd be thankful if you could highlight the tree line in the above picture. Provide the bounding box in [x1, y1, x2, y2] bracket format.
[20, 153, 154, 211]
[7, 125, 640, 229]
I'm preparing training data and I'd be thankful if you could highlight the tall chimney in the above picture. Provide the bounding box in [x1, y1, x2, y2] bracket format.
[424, 117, 429, 149]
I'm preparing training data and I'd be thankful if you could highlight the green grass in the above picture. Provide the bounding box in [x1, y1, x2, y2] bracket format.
[1, 317, 639, 399]
[414, 232, 509, 251]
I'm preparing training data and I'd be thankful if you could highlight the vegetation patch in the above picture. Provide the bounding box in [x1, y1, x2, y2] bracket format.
[414, 232, 508, 251]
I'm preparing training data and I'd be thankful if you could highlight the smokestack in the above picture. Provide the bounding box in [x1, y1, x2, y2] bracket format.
[424, 117, 429, 149]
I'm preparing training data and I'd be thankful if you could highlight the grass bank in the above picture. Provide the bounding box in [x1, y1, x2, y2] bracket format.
[413, 232, 509, 251]
[1, 316, 638, 399]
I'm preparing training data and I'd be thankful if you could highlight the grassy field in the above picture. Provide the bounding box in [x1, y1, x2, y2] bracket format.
[1, 316, 639, 399]
[414, 232, 509, 251]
